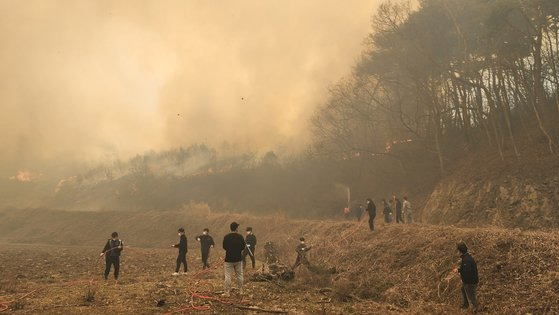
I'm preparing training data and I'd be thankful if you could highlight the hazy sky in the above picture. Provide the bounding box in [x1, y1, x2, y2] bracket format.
[0, 0, 379, 175]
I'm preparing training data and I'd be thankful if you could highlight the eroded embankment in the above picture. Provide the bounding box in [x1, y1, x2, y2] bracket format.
[420, 149, 559, 229]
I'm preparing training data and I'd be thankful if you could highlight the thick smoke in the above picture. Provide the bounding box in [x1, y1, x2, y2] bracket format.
[0, 0, 378, 177]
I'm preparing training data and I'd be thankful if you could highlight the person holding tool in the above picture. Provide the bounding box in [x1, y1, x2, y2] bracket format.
[292, 237, 312, 270]
[171, 227, 188, 276]
[100, 232, 124, 281]
[243, 227, 257, 270]
[196, 228, 215, 269]
[453, 242, 480, 312]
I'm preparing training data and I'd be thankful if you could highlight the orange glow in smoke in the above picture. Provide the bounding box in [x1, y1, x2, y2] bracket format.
[9, 170, 39, 182]
[385, 139, 413, 152]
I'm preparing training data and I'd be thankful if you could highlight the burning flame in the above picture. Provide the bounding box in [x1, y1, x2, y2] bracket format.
[385, 139, 413, 152]
[55, 176, 76, 192]
[9, 170, 40, 182]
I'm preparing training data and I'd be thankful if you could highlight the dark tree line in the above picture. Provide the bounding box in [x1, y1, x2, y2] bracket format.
[312, 0, 559, 175]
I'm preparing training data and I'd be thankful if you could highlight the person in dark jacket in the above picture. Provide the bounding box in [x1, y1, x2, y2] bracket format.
[171, 227, 187, 275]
[365, 198, 376, 231]
[353, 204, 363, 222]
[292, 237, 311, 269]
[395, 197, 403, 223]
[222, 222, 246, 296]
[382, 199, 392, 223]
[242, 227, 257, 270]
[196, 228, 215, 269]
[100, 232, 124, 281]
[453, 242, 480, 311]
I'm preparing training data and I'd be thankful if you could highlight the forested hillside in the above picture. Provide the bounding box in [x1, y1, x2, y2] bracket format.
[2, 0, 558, 227]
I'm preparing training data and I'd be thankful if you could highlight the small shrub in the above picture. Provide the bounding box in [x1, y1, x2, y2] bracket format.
[11, 301, 25, 310]
[84, 286, 96, 303]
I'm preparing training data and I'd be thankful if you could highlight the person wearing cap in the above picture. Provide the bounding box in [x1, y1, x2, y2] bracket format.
[453, 242, 480, 311]
[222, 222, 246, 296]
[100, 231, 124, 281]
[292, 237, 311, 270]
[171, 227, 188, 276]
[242, 227, 257, 270]
[196, 228, 215, 269]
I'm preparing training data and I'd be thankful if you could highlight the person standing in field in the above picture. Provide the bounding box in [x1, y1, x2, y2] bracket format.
[403, 196, 413, 223]
[100, 232, 124, 282]
[222, 222, 246, 297]
[453, 242, 480, 312]
[171, 227, 188, 276]
[395, 197, 403, 223]
[388, 195, 398, 222]
[196, 228, 215, 269]
[243, 227, 257, 270]
[353, 204, 364, 222]
[292, 237, 312, 270]
[382, 199, 392, 223]
[365, 198, 376, 231]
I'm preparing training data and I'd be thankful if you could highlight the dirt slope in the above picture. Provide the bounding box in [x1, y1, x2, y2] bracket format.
[1, 208, 558, 314]
[420, 145, 559, 229]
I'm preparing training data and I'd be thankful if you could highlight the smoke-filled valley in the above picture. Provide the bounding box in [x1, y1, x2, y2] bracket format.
[1, 0, 559, 314]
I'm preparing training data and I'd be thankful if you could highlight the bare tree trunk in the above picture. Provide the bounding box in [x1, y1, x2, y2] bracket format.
[496, 68, 520, 158]
[482, 75, 505, 160]
[475, 85, 493, 146]
[532, 24, 556, 154]
[507, 71, 534, 143]
[432, 111, 445, 176]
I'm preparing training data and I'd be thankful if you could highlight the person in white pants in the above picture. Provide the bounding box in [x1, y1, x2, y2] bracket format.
[222, 222, 246, 296]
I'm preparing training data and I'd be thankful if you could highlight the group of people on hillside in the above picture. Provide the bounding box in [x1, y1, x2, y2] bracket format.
[99, 226, 479, 311]
[358, 195, 413, 231]
[98, 214, 481, 312]
[99, 222, 312, 297]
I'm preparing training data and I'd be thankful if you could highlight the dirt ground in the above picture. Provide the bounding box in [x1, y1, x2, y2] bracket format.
[0, 243, 405, 314]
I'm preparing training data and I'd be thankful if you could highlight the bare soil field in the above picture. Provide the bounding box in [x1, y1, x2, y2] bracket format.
[0, 243, 401, 314]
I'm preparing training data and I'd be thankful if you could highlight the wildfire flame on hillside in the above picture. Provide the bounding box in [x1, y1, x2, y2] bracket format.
[385, 139, 413, 152]
[9, 170, 40, 182]
[55, 176, 76, 192]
